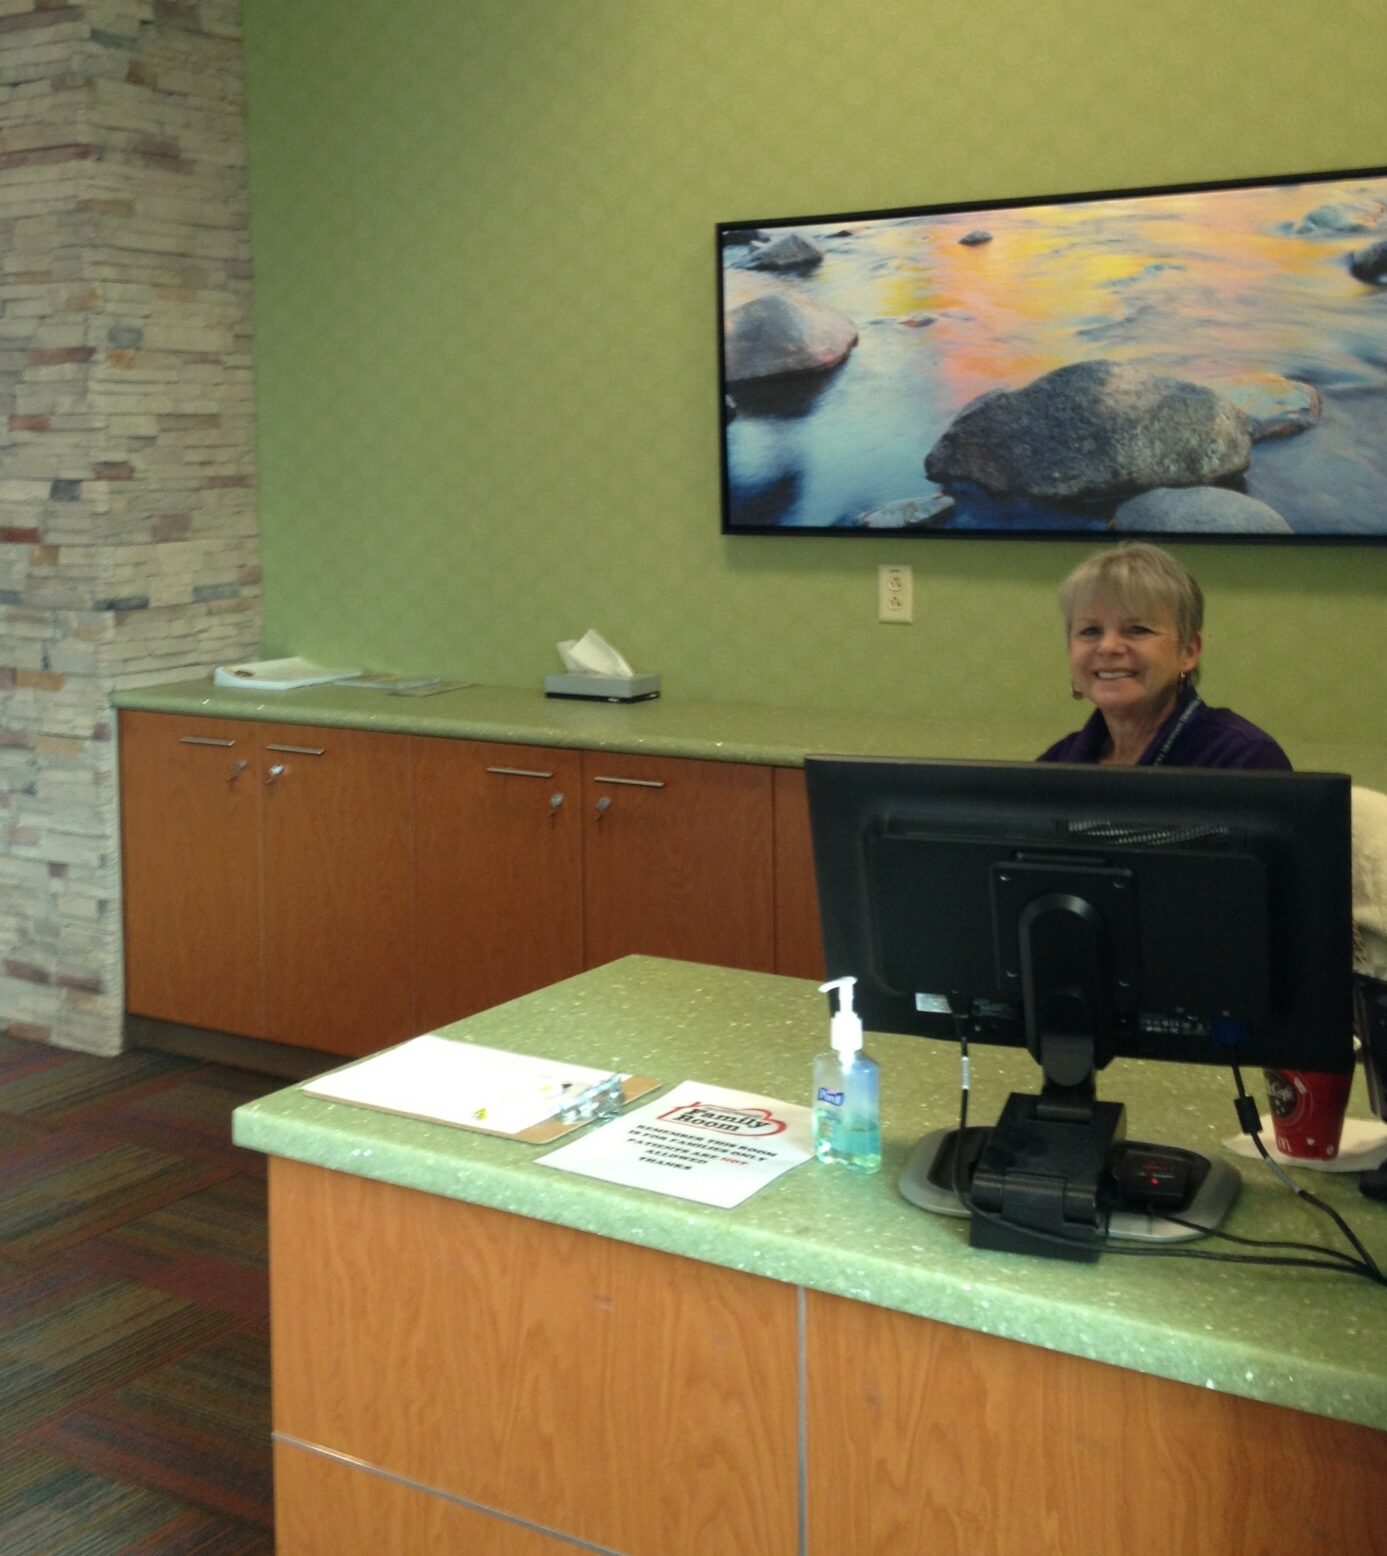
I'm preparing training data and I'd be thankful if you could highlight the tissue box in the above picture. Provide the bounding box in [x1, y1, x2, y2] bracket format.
[543, 672, 661, 703]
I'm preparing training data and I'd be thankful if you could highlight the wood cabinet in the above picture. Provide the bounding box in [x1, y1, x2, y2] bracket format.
[121, 712, 822, 1053]
[413, 739, 584, 1031]
[258, 723, 414, 1056]
[803, 1287, 1387, 1555]
[271, 1159, 800, 1556]
[771, 765, 826, 981]
[269, 1156, 1387, 1556]
[581, 749, 775, 975]
[274, 1447, 577, 1555]
[119, 713, 262, 1037]
[118, 711, 415, 1056]
[413, 743, 777, 1031]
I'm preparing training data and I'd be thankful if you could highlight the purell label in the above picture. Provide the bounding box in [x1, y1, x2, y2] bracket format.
[817, 1087, 845, 1107]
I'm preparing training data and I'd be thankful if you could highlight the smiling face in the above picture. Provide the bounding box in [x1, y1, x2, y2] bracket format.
[1067, 596, 1202, 730]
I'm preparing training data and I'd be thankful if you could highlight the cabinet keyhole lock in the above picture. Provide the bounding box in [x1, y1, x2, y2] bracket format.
[265, 762, 286, 787]
[228, 759, 248, 784]
[594, 795, 612, 820]
[549, 792, 565, 814]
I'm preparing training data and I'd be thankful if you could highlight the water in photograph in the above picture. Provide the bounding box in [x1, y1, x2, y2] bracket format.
[721, 176, 1387, 535]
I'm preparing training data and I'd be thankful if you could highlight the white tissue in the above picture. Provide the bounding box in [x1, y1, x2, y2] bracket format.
[557, 629, 635, 679]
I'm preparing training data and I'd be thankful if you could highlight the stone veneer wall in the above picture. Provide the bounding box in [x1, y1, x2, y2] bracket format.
[1, 0, 260, 1054]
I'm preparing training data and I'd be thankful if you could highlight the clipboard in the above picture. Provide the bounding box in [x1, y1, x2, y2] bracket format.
[301, 1035, 661, 1143]
[481, 1075, 662, 1143]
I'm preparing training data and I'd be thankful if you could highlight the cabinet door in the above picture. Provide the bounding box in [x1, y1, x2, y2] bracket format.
[772, 767, 826, 981]
[581, 752, 774, 974]
[118, 710, 263, 1037]
[413, 739, 583, 1030]
[260, 723, 414, 1056]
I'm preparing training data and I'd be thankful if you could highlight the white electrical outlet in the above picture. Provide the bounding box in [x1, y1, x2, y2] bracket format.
[878, 563, 913, 623]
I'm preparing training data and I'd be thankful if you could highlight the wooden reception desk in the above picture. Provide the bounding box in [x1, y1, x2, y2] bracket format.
[235, 958, 1387, 1556]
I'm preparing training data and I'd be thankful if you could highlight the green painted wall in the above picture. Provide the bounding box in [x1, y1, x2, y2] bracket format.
[242, 0, 1387, 754]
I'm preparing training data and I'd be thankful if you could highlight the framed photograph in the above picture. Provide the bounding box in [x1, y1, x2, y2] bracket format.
[717, 166, 1387, 540]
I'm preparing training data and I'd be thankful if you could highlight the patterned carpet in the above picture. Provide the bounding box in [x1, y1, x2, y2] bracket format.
[0, 1034, 283, 1554]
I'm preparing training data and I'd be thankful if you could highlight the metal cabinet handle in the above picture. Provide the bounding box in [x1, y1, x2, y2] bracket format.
[485, 765, 556, 780]
[265, 762, 286, 786]
[594, 795, 612, 820]
[228, 759, 248, 783]
[264, 743, 325, 756]
[549, 792, 564, 814]
[592, 775, 666, 789]
[180, 735, 236, 748]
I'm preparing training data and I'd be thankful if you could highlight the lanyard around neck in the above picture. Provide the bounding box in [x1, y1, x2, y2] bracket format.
[1148, 689, 1204, 767]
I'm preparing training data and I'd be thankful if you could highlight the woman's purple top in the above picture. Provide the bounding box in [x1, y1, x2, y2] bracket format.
[1037, 685, 1291, 770]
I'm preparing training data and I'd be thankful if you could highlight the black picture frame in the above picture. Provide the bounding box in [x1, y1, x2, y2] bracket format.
[717, 165, 1387, 541]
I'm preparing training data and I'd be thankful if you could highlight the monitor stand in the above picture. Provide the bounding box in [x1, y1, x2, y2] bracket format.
[900, 1126, 1241, 1246]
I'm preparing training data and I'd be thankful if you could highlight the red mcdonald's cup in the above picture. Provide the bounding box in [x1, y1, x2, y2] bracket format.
[1262, 1068, 1353, 1160]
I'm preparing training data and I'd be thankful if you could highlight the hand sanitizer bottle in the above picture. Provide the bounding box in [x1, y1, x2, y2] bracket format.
[813, 976, 881, 1173]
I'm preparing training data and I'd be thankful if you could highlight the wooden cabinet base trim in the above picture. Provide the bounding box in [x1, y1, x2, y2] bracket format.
[273, 1438, 599, 1556]
[126, 1013, 332, 1081]
[274, 1435, 620, 1555]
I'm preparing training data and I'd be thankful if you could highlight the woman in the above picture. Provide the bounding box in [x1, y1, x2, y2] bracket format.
[1038, 542, 1290, 769]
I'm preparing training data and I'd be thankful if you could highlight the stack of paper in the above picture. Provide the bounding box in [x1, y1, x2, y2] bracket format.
[213, 656, 360, 691]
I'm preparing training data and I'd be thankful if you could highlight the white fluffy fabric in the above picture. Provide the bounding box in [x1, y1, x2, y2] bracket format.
[1352, 786, 1387, 974]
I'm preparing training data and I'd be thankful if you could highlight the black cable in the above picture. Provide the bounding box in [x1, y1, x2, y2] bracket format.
[950, 1012, 971, 1213]
[1160, 1212, 1368, 1270]
[944, 1037, 1387, 1283]
[960, 1196, 1385, 1280]
[1069, 1240, 1382, 1278]
[1230, 1063, 1386, 1286]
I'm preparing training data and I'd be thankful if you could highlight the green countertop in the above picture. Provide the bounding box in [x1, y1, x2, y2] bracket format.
[233, 955, 1387, 1432]
[111, 676, 1045, 765]
[113, 676, 1387, 785]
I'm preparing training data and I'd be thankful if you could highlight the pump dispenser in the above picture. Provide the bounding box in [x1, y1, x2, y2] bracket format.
[812, 976, 881, 1173]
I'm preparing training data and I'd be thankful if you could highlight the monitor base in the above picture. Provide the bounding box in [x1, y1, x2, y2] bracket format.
[900, 1127, 1240, 1244]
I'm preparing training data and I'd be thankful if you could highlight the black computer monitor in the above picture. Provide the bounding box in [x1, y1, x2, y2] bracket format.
[804, 756, 1354, 1260]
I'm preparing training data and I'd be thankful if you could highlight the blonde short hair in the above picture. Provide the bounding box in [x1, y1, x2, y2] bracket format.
[1058, 542, 1204, 651]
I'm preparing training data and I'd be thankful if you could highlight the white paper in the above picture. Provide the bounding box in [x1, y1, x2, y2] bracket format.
[303, 1035, 622, 1136]
[214, 656, 360, 691]
[536, 1080, 813, 1208]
